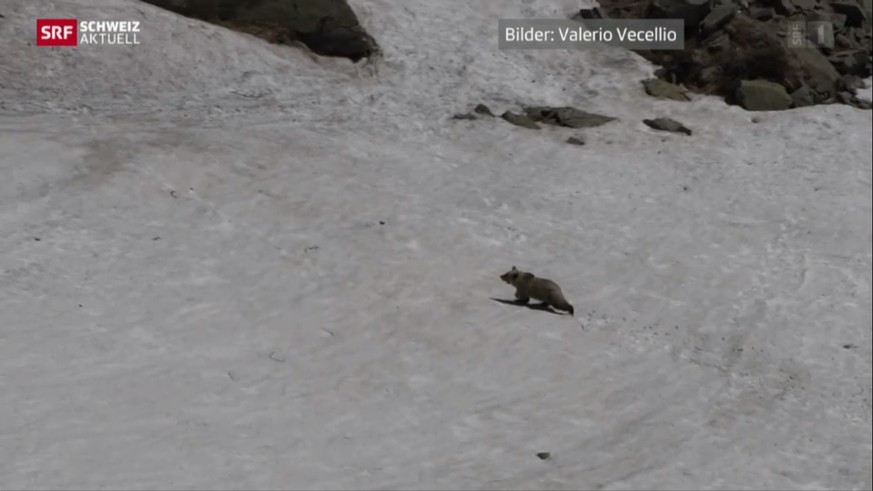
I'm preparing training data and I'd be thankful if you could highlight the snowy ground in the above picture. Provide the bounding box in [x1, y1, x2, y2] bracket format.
[1, 0, 871, 489]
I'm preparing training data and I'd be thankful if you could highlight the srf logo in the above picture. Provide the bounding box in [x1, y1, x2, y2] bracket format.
[36, 19, 78, 46]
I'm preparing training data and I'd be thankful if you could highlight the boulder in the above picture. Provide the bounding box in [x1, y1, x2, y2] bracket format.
[773, 0, 797, 15]
[790, 84, 816, 106]
[141, 0, 379, 62]
[829, 49, 870, 75]
[575, 7, 609, 19]
[647, 0, 712, 29]
[831, 0, 868, 26]
[642, 78, 692, 100]
[794, 47, 842, 95]
[735, 79, 793, 110]
[643, 117, 693, 134]
[790, 0, 819, 10]
[523, 106, 617, 128]
[501, 111, 541, 130]
[749, 7, 777, 20]
[701, 5, 738, 34]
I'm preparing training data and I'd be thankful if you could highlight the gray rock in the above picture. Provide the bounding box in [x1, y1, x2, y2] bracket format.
[451, 113, 477, 120]
[790, 84, 816, 107]
[642, 78, 691, 101]
[702, 30, 731, 52]
[848, 27, 869, 44]
[793, 47, 841, 96]
[829, 49, 869, 75]
[774, 0, 797, 15]
[643, 117, 693, 135]
[836, 91, 855, 103]
[474, 104, 495, 116]
[648, 0, 712, 28]
[809, 10, 848, 29]
[142, 0, 379, 62]
[566, 136, 586, 146]
[831, 0, 868, 26]
[575, 7, 608, 19]
[501, 111, 541, 130]
[523, 106, 617, 128]
[836, 74, 862, 92]
[835, 33, 856, 49]
[700, 5, 737, 34]
[790, 0, 819, 10]
[749, 7, 776, 20]
[832, 12, 849, 29]
[735, 79, 793, 110]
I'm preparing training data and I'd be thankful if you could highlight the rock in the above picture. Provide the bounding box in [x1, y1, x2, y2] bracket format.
[701, 5, 737, 34]
[643, 117, 693, 135]
[836, 90, 855, 103]
[647, 0, 712, 28]
[793, 47, 841, 96]
[831, 0, 868, 26]
[809, 10, 848, 29]
[790, 84, 816, 106]
[451, 113, 477, 120]
[474, 104, 495, 116]
[749, 7, 777, 20]
[501, 111, 541, 130]
[702, 30, 731, 52]
[698, 65, 723, 86]
[566, 136, 586, 145]
[773, 0, 797, 15]
[642, 78, 692, 100]
[141, 0, 379, 62]
[523, 106, 617, 128]
[790, 0, 818, 10]
[735, 79, 793, 110]
[836, 74, 863, 92]
[835, 33, 856, 49]
[829, 48, 870, 75]
[575, 7, 608, 19]
[588, 0, 871, 110]
[848, 27, 869, 44]
[536, 452, 551, 460]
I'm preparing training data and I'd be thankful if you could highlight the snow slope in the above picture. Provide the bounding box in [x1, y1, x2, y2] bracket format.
[1, 0, 871, 489]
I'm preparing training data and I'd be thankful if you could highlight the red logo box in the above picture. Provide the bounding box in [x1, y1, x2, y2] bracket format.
[36, 19, 78, 46]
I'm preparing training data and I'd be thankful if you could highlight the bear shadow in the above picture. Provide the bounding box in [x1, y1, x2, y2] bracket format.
[489, 298, 566, 316]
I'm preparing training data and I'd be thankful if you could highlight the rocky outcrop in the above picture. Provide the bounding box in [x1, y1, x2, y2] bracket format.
[642, 78, 692, 100]
[580, 0, 873, 110]
[735, 79, 794, 110]
[140, 0, 378, 62]
[522, 106, 617, 128]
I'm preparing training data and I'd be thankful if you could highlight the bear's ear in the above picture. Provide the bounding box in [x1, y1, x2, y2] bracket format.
[511, 266, 518, 271]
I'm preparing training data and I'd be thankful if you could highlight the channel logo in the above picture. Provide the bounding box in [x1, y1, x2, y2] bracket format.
[36, 18, 142, 46]
[36, 18, 77, 46]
